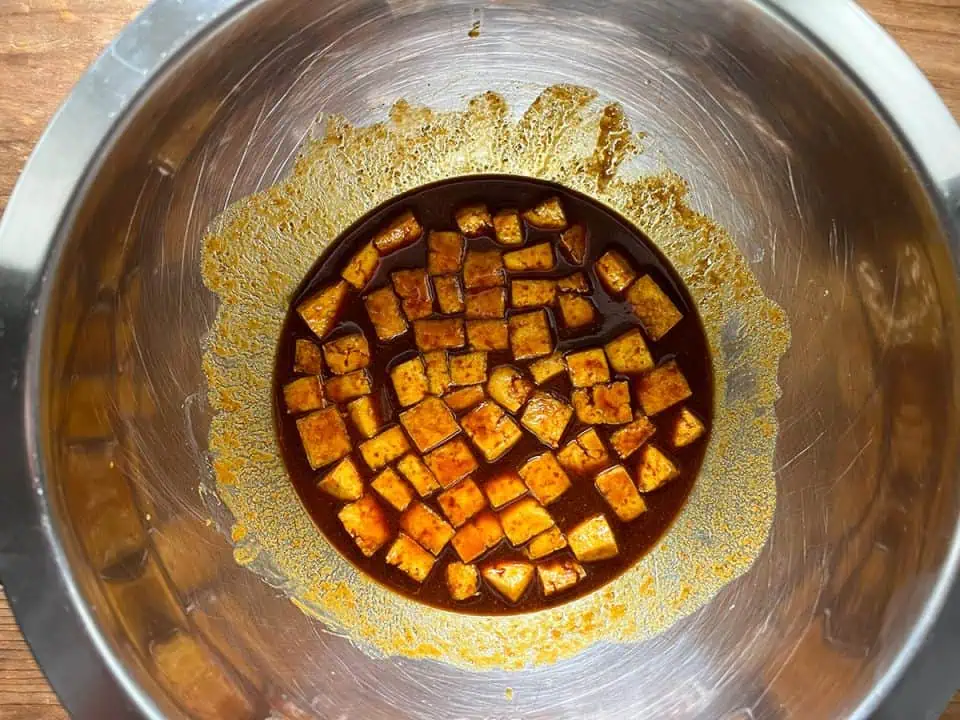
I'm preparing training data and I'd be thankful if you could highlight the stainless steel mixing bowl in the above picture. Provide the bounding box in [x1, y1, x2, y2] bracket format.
[2, 0, 960, 717]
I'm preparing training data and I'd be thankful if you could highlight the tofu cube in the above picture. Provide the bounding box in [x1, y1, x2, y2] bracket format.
[283, 376, 326, 414]
[438, 478, 488, 527]
[519, 452, 572, 505]
[482, 560, 535, 603]
[359, 425, 411, 471]
[446, 561, 480, 600]
[455, 203, 493, 237]
[635, 360, 692, 415]
[423, 350, 452, 396]
[461, 401, 523, 461]
[400, 502, 455, 555]
[482, 470, 527, 509]
[595, 249, 636, 294]
[626, 275, 684, 340]
[296, 407, 351, 469]
[565, 348, 611, 388]
[427, 230, 465, 275]
[511, 279, 557, 308]
[465, 287, 506, 319]
[390, 356, 429, 407]
[293, 338, 323, 374]
[487, 365, 534, 413]
[337, 495, 391, 557]
[595, 465, 648, 521]
[463, 249, 505, 289]
[508, 310, 554, 361]
[413, 318, 466, 351]
[557, 294, 598, 329]
[442, 385, 486, 412]
[297, 280, 348, 340]
[635, 444, 680, 492]
[558, 223, 588, 265]
[503, 242, 556, 272]
[467, 319, 509, 351]
[529, 352, 565, 385]
[604, 329, 654, 374]
[520, 392, 574, 448]
[326, 369, 373, 403]
[317, 457, 364, 501]
[537, 557, 586, 596]
[399, 396, 461, 453]
[322, 333, 370, 375]
[609, 416, 657, 459]
[364, 286, 408, 341]
[522, 196, 567, 229]
[557, 428, 611, 475]
[672, 407, 706, 447]
[434, 275, 465, 314]
[568, 514, 619, 561]
[572, 381, 633, 425]
[493, 209, 524, 246]
[424, 438, 478, 487]
[386, 534, 435, 583]
[449, 351, 488, 386]
[341, 242, 379, 289]
[557, 272, 589, 294]
[499, 497, 555, 545]
[391, 268, 434, 320]
[451, 510, 504, 563]
[397, 453, 441, 497]
[347, 395, 382, 438]
[372, 210, 422, 254]
[371, 467, 415, 511]
[525, 526, 568, 560]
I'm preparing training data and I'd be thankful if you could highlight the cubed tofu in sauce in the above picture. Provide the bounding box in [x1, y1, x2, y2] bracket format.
[447, 561, 481, 600]
[455, 204, 493, 237]
[338, 495, 391, 557]
[322, 333, 370, 375]
[492, 209, 524, 246]
[364, 286, 408, 341]
[482, 560, 535, 603]
[461, 401, 523, 461]
[390, 356, 429, 408]
[386, 534, 435, 583]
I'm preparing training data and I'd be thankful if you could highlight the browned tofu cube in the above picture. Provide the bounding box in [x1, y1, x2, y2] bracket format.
[359, 425, 411, 471]
[482, 560, 535, 602]
[537, 557, 586, 596]
[461, 401, 523, 461]
[557, 428, 611, 475]
[443, 384, 486, 412]
[525, 526, 568, 560]
[503, 242, 556, 272]
[499, 497, 555, 545]
[529, 352, 565, 385]
[341, 242, 379, 289]
[450, 351, 488, 386]
[296, 407, 351, 469]
[413, 318, 466, 351]
[434, 275, 465, 314]
[558, 223, 587, 264]
[467, 319, 509, 351]
[438, 478, 487, 527]
[372, 467, 415, 511]
[423, 350, 452, 396]
[609, 416, 656, 459]
[568, 514, 619, 561]
[451, 510, 504, 562]
[347, 395, 382, 438]
[557, 272, 589, 294]
[455, 203, 493, 237]
[463, 249, 505, 290]
[522, 196, 567, 229]
[508, 310, 553, 361]
[338, 495, 391, 557]
[519, 452, 572, 505]
[572, 381, 633, 425]
[425, 438, 478, 488]
[521, 392, 573, 448]
[391, 268, 434, 320]
[635, 360, 692, 415]
[364, 286, 408, 341]
[604, 328, 654, 374]
[595, 250, 636, 294]
[635, 444, 680, 492]
[390, 356, 429, 407]
[322, 333, 370, 375]
[283, 376, 326, 414]
[557, 294, 598, 329]
[399, 396, 461, 453]
[400, 502, 455, 555]
[482, 470, 527, 509]
[326, 369, 373, 403]
[372, 210, 422, 254]
[317, 456, 364, 501]
[672, 407, 706, 447]
[626, 275, 684, 340]
[297, 280, 348, 340]
[465, 287, 506, 319]
[487, 365, 534, 413]
[386, 534, 435, 583]
[427, 231, 465, 275]
[446, 561, 480, 600]
[595, 465, 647, 521]
[293, 338, 323, 374]
[397, 454, 441, 497]
[493, 209, 524, 246]
[565, 348, 611, 388]
[511, 279, 557, 308]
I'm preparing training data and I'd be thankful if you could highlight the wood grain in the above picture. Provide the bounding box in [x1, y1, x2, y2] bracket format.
[1, 0, 959, 717]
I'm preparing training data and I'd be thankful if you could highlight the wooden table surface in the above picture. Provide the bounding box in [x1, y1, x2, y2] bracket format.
[1, 0, 960, 717]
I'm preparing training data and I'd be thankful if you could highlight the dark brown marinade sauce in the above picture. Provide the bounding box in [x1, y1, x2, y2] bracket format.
[273, 175, 713, 615]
